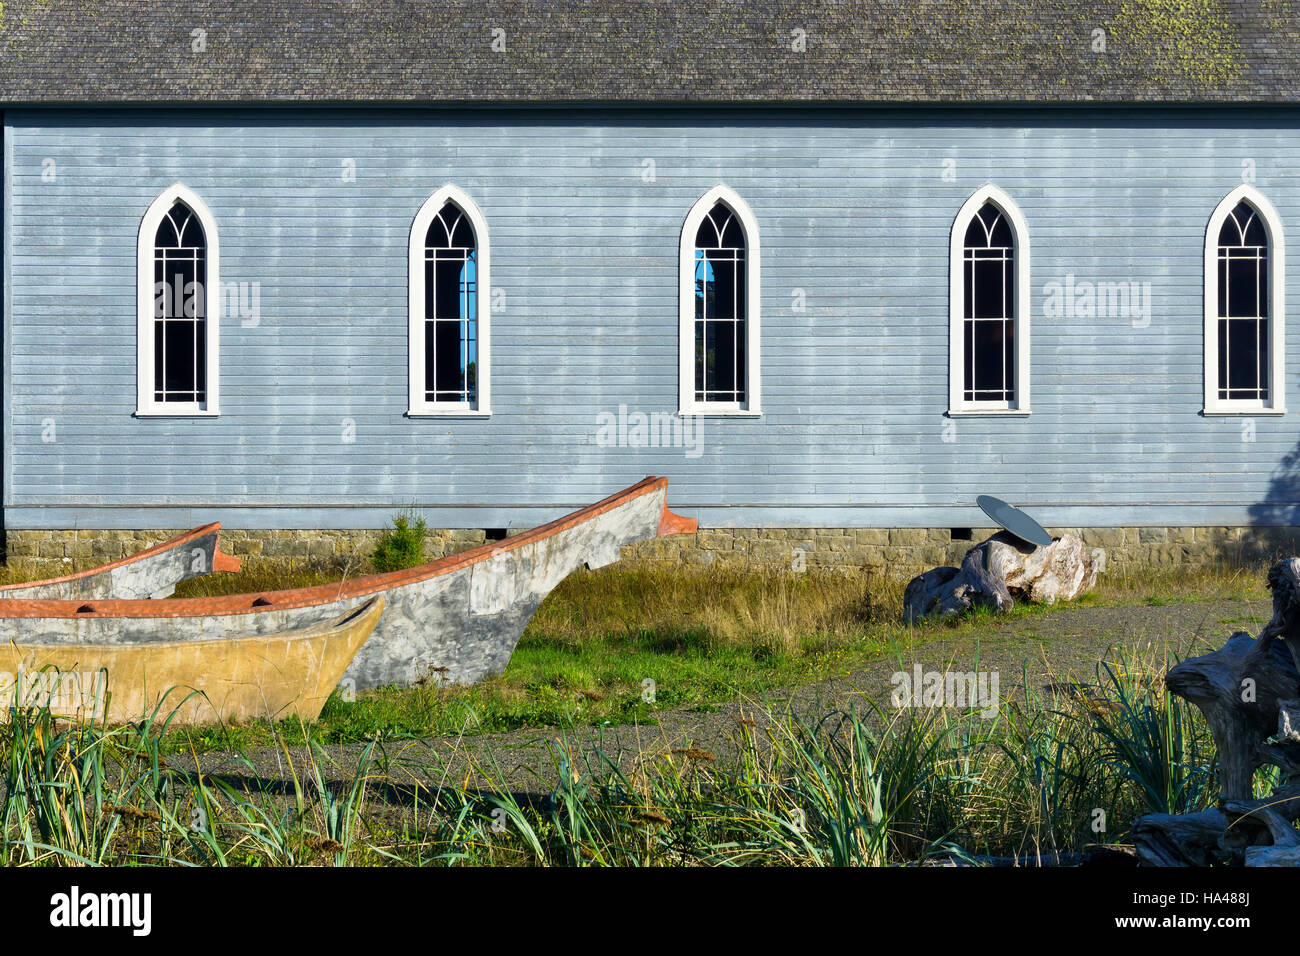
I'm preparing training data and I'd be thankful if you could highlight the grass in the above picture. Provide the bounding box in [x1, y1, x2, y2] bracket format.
[163, 564, 895, 753]
[0, 543, 1278, 865]
[0, 648, 1233, 866]
[136, 556, 1272, 756]
[0, 549, 1275, 758]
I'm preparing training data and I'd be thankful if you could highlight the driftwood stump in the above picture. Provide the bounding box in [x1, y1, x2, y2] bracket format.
[903, 532, 1098, 624]
[1133, 558, 1300, 866]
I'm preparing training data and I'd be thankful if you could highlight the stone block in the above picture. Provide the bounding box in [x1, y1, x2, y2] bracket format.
[854, 529, 890, 547]
[888, 528, 927, 548]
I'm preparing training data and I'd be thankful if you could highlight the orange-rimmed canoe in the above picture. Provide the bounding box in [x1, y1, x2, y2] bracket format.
[0, 478, 695, 689]
[0, 523, 241, 600]
[0, 598, 383, 726]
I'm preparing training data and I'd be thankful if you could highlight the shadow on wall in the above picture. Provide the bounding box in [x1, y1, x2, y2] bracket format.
[1246, 438, 1300, 563]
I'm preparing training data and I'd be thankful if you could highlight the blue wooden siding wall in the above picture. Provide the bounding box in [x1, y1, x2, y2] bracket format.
[3, 107, 1300, 531]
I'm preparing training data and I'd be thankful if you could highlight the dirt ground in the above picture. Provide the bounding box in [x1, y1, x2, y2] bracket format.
[172, 597, 1266, 800]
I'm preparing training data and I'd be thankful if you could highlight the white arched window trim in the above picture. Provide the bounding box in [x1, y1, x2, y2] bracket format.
[948, 183, 1031, 416]
[1203, 184, 1286, 415]
[408, 184, 491, 417]
[135, 184, 220, 417]
[679, 184, 762, 416]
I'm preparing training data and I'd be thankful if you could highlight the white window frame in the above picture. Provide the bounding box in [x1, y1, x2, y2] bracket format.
[679, 185, 761, 416]
[408, 185, 491, 417]
[948, 184, 1031, 416]
[1203, 184, 1286, 415]
[136, 184, 220, 417]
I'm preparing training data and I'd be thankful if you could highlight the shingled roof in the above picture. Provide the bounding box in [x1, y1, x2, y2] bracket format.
[0, 0, 1297, 105]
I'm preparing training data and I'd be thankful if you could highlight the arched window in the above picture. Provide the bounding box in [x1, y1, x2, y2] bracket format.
[409, 186, 490, 416]
[949, 185, 1030, 415]
[680, 186, 761, 415]
[136, 185, 220, 415]
[1204, 186, 1286, 413]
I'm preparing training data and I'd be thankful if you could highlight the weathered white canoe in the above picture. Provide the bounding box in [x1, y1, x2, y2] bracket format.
[0, 477, 695, 690]
[0, 523, 241, 600]
[0, 598, 383, 726]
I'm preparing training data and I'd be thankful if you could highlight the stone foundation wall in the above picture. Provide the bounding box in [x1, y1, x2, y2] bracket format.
[624, 525, 1300, 577]
[1, 527, 490, 578]
[4, 525, 1299, 580]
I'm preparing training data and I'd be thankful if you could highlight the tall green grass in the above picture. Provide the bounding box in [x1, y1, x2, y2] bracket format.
[0, 649, 1225, 866]
[0, 558, 1265, 864]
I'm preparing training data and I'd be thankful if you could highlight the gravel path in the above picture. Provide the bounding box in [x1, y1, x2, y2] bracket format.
[175, 597, 1268, 800]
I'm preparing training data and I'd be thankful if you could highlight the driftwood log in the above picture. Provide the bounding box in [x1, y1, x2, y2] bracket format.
[1133, 558, 1300, 866]
[903, 532, 1098, 624]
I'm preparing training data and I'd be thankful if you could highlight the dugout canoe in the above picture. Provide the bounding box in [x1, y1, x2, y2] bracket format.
[0, 523, 241, 600]
[0, 597, 383, 726]
[0, 477, 696, 690]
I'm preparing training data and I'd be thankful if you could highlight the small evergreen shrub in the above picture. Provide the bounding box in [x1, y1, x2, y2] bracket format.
[372, 511, 428, 572]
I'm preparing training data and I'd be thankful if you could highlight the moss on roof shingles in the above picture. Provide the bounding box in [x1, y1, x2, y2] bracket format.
[0, 0, 1296, 104]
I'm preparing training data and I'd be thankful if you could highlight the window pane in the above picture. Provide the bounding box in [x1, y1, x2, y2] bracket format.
[695, 217, 718, 249]
[450, 215, 474, 248]
[1217, 319, 1229, 393]
[1003, 320, 1015, 394]
[194, 324, 207, 394]
[989, 215, 1013, 248]
[961, 202, 1016, 404]
[162, 320, 195, 393]
[733, 320, 747, 400]
[709, 258, 738, 320]
[1214, 199, 1272, 402]
[708, 321, 736, 394]
[1226, 255, 1262, 317]
[424, 261, 435, 320]
[963, 320, 975, 394]
[426, 217, 450, 247]
[424, 324, 436, 393]
[692, 202, 748, 404]
[971, 320, 1007, 394]
[734, 259, 747, 320]
[963, 259, 974, 320]
[694, 320, 705, 394]
[433, 320, 466, 394]
[720, 215, 744, 248]
[1217, 258, 1228, 318]
[1226, 318, 1264, 395]
[970, 256, 1010, 319]
[152, 201, 206, 404]
[462, 257, 477, 320]
[422, 203, 478, 404]
[1242, 207, 1267, 246]
[694, 255, 707, 322]
[434, 259, 466, 320]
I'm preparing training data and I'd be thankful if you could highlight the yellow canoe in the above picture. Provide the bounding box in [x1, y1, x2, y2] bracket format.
[0, 597, 383, 727]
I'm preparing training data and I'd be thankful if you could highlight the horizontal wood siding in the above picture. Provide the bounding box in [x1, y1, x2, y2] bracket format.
[5, 107, 1300, 529]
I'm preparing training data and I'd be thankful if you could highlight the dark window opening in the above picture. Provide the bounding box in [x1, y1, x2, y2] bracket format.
[152, 201, 207, 405]
[961, 202, 1016, 405]
[424, 202, 478, 405]
[693, 202, 747, 405]
[1215, 200, 1270, 403]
